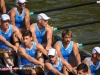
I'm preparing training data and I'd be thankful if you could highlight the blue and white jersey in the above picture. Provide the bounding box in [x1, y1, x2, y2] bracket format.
[57, 40, 73, 61]
[34, 23, 46, 44]
[14, 7, 25, 28]
[0, 24, 13, 50]
[19, 42, 37, 66]
[45, 57, 63, 75]
[86, 57, 100, 75]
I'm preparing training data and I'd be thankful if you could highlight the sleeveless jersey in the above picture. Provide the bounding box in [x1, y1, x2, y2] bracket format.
[86, 57, 100, 75]
[34, 23, 46, 44]
[19, 42, 37, 66]
[0, 25, 13, 50]
[14, 7, 25, 28]
[45, 57, 63, 75]
[57, 40, 73, 61]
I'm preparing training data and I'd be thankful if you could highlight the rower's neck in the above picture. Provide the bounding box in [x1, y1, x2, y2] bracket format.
[0, 26, 8, 33]
[37, 23, 44, 30]
[25, 42, 33, 50]
[17, 7, 23, 14]
[91, 57, 98, 65]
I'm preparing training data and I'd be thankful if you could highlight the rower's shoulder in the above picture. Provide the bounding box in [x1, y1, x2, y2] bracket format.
[24, 8, 30, 13]
[9, 8, 16, 14]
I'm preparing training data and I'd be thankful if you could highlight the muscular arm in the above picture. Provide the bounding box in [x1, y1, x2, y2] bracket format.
[8, 8, 16, 26]
[54, 42, 62, 57]
[0, 36, 14, 49]
[36, 43, 48, 57]
[12, 25, 22, 41]
[18, 46, 42, 65]
[45, 62, 64, 75]
[82, 58, 92, 75]
[30, 24, 38, 43]
[73, 42, 81, 65]
[25, 8, 30, 30]
[46, 25, 52, 47]
[1, 0, 6, 13]
[62, 58, 77, 75]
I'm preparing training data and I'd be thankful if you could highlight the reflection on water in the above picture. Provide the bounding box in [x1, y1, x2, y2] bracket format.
[6, 0, 100, 53]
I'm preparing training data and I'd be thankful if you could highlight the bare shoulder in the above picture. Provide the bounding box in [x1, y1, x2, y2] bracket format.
[30, 24, 36, 31]
[54, 41, 60, 47]
[46, 25, 52, 31]
[73, 41, 78, 48]
[82, 57, 90, 66]
[9, 8, 16, 15]
[24, 8, 30, 14]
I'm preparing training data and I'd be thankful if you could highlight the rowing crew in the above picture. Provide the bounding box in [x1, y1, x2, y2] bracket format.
[0, 0, 100, 75]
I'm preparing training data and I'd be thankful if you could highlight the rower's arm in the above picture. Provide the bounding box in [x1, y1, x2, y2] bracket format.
[36, 43, 48, 57]
[18, 46, 43, 66]
[46, 26, 52, 48]
[54, 42, 62, 58]
[12, 25, 22, 41]
[1, 0, 6, 13]
[0, 35, 17, 51]
[25, 8, 30, 30]
[9, 8, 16, 26]
[73, 42, 81, 65]
[62, 58, 77, 75]
[82, 59, 92, 75]
[45, 62, 64, 75]
[30, 24, 38, 44]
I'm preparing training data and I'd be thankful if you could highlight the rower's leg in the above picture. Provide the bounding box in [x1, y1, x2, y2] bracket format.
[3, 53, 14, 66]
[31, 69, 37, 75]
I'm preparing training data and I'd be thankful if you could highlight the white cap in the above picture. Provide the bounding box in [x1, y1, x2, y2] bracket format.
[92, 47, 100, 54]
[48, 48, 57, 56]
[16, 0, 27, 3]
[1, 14, 10, 21]
[37, 13, 51, 20]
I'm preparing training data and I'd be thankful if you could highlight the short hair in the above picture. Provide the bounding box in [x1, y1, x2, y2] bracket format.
[22, 30, 32, 37]
[62, 29, 72, 38]
[77, 63, 88, 72]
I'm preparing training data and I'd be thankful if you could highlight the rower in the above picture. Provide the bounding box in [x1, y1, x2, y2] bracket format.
[8, 0, 30, 33]
[44, 48, 77, 75]
[0, 14, 22, 67]
[82, 47, 100, 75]
[54, 29, 81, 75]
[17, 30, 47, 75]
[30, 13, 53, 51]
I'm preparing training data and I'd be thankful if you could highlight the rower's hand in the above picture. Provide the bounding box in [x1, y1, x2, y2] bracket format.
[39, 62, 44, 68]
[12, 46, 18, 53]
[46, 45, 52, 51]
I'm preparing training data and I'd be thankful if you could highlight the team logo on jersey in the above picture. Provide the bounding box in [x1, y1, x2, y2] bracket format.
[8, 33, 12, 37]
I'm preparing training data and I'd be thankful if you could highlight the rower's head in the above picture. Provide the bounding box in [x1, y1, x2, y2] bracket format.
[48, 48, 57, 64]
[62, 29, 72, 44]
[1, 14, 10, 29]
[92, 47, 100, 61]
[77, 63, 88, 75]
[22, 30, 32, 46]
[37, 13, 50, 27]
[16, 0, 27, 9]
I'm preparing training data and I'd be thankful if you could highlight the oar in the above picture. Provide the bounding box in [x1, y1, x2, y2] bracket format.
[30, 1, 100, 15]
[78, 40, 100, 47]
[53, 20, 100, 31]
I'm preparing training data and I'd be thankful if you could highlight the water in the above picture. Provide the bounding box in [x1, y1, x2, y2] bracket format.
[6, 0, 100, 53]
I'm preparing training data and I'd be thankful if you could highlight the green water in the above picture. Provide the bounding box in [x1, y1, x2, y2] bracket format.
[6, 0, 100, 53]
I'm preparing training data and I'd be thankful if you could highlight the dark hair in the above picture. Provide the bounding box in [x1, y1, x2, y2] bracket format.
[77, 63, 88, 72]
[62, 29, 72, 38]
[22, 30, 32, 37]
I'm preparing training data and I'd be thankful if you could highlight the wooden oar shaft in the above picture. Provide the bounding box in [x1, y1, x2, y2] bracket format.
[30, 1, 96, 15]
